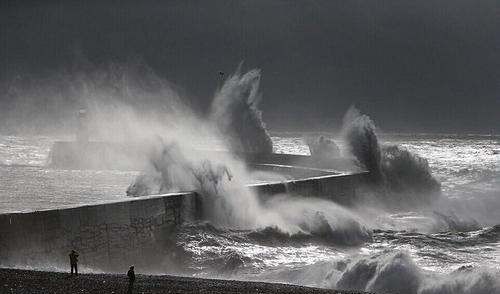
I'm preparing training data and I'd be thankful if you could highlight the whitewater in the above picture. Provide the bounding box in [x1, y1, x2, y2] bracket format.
[1, 132, 499, 293]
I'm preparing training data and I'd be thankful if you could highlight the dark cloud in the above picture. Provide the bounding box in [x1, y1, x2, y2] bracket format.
[1, 0, 498, 133]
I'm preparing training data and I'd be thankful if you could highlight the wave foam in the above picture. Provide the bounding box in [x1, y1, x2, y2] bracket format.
[336, 251, 500, 294]
[341, 106, 441, 208]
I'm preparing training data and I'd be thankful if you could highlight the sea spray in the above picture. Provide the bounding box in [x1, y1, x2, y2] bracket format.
[0, 60, 190, 138]
[128, 139, 372, 244]
[210, 68, 273, 154]
[382, 145, 441, 198]
[339, 108, 496, 233]
[341, 106, 441, 207]
[76, 61, 195, 143]
[127, 138, 264, 228]
[115, 66, 371, 241]
[342, 106, 384, 182]
[263, 196, 372, 245]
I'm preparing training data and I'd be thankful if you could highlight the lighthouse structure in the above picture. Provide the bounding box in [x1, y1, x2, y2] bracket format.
[76, 108, 89, 143]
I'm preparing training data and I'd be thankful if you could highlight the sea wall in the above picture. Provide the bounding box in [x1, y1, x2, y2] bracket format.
[0, 193, 197, 272]
[252, 172, 368, 205]
[6, 143, 368, 270]
[0, 170, 366, 271]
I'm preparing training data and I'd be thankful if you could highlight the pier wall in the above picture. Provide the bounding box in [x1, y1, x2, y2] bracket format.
[0, 193, 197, 271]
[252, 172, 368, 205]
[0, 171, 366, 270]
[3, 142, 368, 270]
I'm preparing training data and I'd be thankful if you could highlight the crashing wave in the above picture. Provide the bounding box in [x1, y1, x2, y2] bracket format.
[336, 251, 499, 294]
[128, 139, 372, 245]
[337, 251, 422, 293]
[227, 249, 499, 293]
[419, 267, 500, 294]
[341, 106, 441, 207]
[210, 68, 273, 154]
[342, 106, 384, 182]
[382, 145, 441, 197]
[262, 196, 373, 246]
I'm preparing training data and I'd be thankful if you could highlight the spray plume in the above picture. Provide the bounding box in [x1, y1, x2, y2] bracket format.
[122, 66, 371, 244]
[210, 68, 273, 154]
[341, 106, 441, 207]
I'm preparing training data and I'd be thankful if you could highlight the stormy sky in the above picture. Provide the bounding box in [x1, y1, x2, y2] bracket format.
[1, 0, 499, 133]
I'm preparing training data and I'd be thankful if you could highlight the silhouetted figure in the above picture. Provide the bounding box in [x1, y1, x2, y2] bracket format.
[127, 265, 135, 294]
[69, 250, 79, 275]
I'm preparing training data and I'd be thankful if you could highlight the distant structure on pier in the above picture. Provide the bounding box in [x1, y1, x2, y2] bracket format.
[76, 109, 89, 142]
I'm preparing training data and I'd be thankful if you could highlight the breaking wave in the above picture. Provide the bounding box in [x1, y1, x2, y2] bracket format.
[342, 106, 384, 182]
[337, 251, 422, 293]
[341, 106, 441, 207]
[336, 251, 499, 294]
[210, 68, 273, 154]
[419, 268, 500, 294]
[262, 196, 372, 246]
[269, 251, 500, 294]
[128, 140, 371, 246]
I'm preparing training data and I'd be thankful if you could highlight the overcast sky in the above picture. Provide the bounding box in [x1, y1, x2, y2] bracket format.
[1, 0, 498, 133]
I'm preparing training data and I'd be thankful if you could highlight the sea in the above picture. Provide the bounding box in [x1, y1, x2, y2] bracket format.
[1, 133, 499, 294]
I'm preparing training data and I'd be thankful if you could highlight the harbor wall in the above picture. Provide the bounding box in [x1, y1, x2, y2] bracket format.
[0, 193, 197, 272]
[0, 170, 366, 270]
[3, 142, 368, 270]
[252, 172, 368, 205]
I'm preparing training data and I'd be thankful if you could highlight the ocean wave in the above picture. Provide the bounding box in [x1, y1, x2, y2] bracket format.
[246, 223, 371, 246]
[373, 225, 500, 252]
[419, 268, 500, 294]
[243, 250, 499, 293]
[477, 225, 500, 241]
[341, 107, 441, 208]
[335, 251, 500, 294]
[263, 196, 373, 246]
[337, 251, 422, 293]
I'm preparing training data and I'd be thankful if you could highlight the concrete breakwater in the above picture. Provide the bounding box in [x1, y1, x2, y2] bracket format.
[252, 171, 367, 206]
[0, 170, 366, 271]
[1, 141, 368, 270]
[0, 193, 197, 271]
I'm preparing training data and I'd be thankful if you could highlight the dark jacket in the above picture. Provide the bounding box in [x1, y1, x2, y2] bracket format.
[127, 269, 135, 283]
[69, 251, 79, 265]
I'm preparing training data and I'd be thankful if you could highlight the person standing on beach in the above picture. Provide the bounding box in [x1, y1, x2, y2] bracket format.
[69, 250, 79, 275]
[127, 265, 135, 294]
